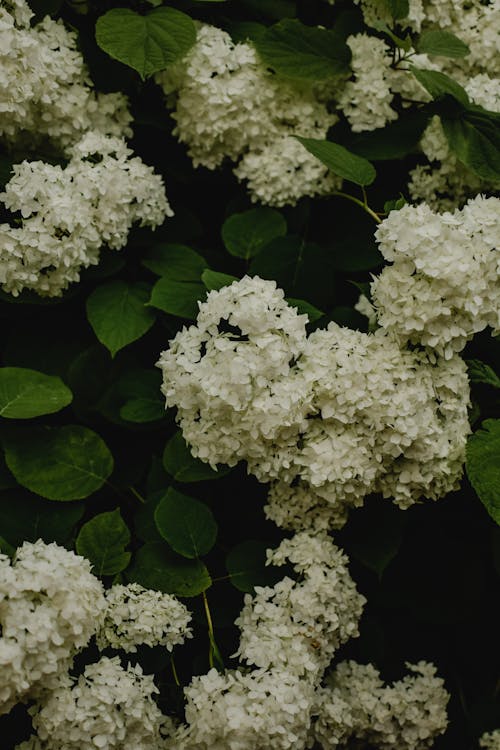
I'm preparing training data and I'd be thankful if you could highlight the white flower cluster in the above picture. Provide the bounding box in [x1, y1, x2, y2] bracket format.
[371, 195, 500, 356]
[174, 667, 316, 750]
[159, 276, 470, 529]
[234, 532, 365, 679]
[0, 0, 131, 149]
[481, 730, 500, 750]
[0, 132, 171, 296]
[18, 656, 176, 750]
[0, 540, 105, 715]
[156, 24, 340, 206]
[96, 582, 192, 653]
[313, 660, 449, 749]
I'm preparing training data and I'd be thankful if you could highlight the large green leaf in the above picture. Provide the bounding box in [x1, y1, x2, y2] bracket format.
[118, 369, 166, 423]
[128, 541, 211, 596]
[466, 420, 500, 525]
[466, 360, 500, 390]
[163, 431, 232, 482]
[0, 493, 84, 546]
[201, 270, 238, 291]
[149, 278, 206, 319]
[95, 7, 196, 80]
[442, 108, 500, 182]
[253, 19, 350, 80]
[222, 208, 286, 259]
[410, 67, 469, 105]
[76, 509, 131, 576]
[296, 137, 376, 186]
[154, 488, 217, 558]
[417, 30, 469, 58]
[0, 368, 72, 419]
[346, 110, 431, 160]
[3, 425, 114, 501]
[249, 236, 336, 307]
[141, 243, 207, 280]
[86, 281, 156, 357]
[226, 540, 281, 593]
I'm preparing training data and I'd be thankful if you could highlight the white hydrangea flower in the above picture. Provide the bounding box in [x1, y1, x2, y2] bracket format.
[18, 656, 175, 750]
[0, 540, 105, 715]
[351, 0, 425, 31]
[0, 132, 171, 297]
[338, 34, 398, 132]
[0, 0, 131, 149]
[96, 583, 192, 653]
[314, 660, 449, 750]
[157, 275, 310, 469]
[156, 24, 338, 206]
[172, 667, 316, 750]
[161, 277, 471, 526]
[371, 195, 500, 356]
[480, 730, 500, 750]
[233, 135, 342, 207]
[234, 532, 365, 679]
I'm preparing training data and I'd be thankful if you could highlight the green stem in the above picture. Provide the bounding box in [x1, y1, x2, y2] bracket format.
[170, 655, 180, 687]
[202, 590, 224, 671]
[129, 486, 146, 504]
[332, 190, 382, 224]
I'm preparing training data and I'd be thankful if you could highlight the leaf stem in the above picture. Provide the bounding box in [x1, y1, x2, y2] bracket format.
[129, 486, 147, 504]
[202, 590, 224, 670]
[170, 654, 180, 687]
[332, 190, 382, 223]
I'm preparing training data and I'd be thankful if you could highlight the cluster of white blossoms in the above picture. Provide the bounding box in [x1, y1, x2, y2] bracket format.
[96, 582, 192, 653]
[159, 275, 471, 529]
[170, 533, 448, 750]
[156, 24, 340, 206]
[481, 730, 500, 750]
[0, 0, 172, 297]
[1, 541, 191, 750]
[18, 657, 176, 750]
[235, 532, 366, 679]
[0, 540, 105, 715]
[0, 0, 131, 149]
[313, 660, 449, 750]
[371, 195, 500, 357]
[0, 132, 171, 296]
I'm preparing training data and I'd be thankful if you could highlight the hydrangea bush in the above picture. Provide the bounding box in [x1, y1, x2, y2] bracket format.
[0, 0, 499, 748]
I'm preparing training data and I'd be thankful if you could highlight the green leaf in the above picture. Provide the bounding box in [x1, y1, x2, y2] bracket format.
[466, 419, 500, 525]
[253, 19, 350, 81]
[466, 360, 500, 389]
[117, 369, 166, 424]
[163, 431, 231, 482]
[417, 30, 470, 58]
[128, 541, 211, 596]
[149, 278, 206, 319]
[285, 298, 324, 323]
[95, 7, 196, 80]
[346, 110, 431, 160]
[141, 243, 207, 280]
[76, 509, 131, 576]
[249, 236, 336, 308]
[201, 270, 238, 291]
[154, 488, 217, 558]
[441, 109, 500, 182]
[3, 425, 114, 501]
[410, 67, 469, 105]
[0, 368, 72, 419]
[0, 493, 84, 546]
[86, 281, 156, 357]
[226, 540, 281, 593]
[386, 0, 409, 18]
[222, 208, 286, 259]
[296, 137, 376, 186]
